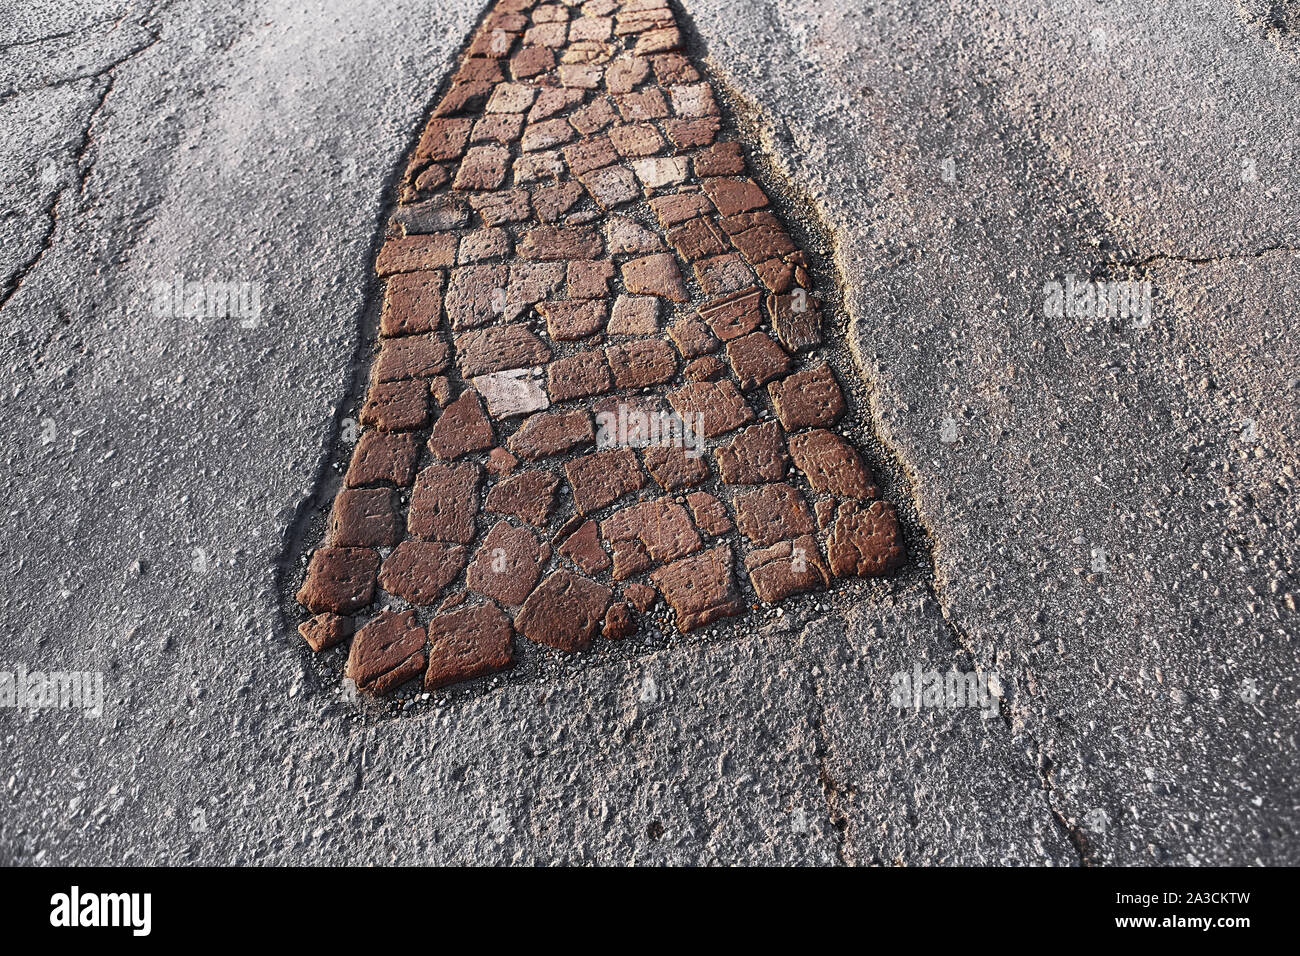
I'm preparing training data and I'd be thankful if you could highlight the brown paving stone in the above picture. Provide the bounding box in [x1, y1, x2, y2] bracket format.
[729, 221, 796, 265]
[605, 217, 664, 254]
[755, 258, 796, 294]
[299, 612, 352, 653]
[623, 581, 657, 612]
[473, 367, 550, 418]
[788, 429, 877, 498]
[532, 181, 584, 222]
[649, 544, 743, 631]
[392, 196, 469, 234]
[562, 135, 617, 176]
[608, 122, 664, 156]
[424, 603, 515, 690]
[487, 446, 518, 475]
[666, 379, 753, 437]
[686, 491, 732, 535]
[767, 291, 823, 352]
[468, 29, 517, 59]
[381, 271, 444, 337]
[412, 117, 473, 163]
[608, 294, 658, 334]
[360, 380, 429, 432]
[683, 353, 725, 380]
[698, 288, 762, 340]
[468, 188, 531, 225]
[768, 364, 845, 430]
[714, 420, 790, 484]
[505, 261, 566, 316]
[826, 500, 905, 577]
[744, 534, 831, 603]
[725, 331, 792, 391]
[458, 226, 511, 263]
[663, 117, 719, 148]
[521, 117, 576, 152]
[456, 324, 552, 376]
[514, 148, 566, 183]
[666, 217, 729, 261]
[571, 16, 613, 43]
[523, 20, 567, 47]
[427, 389, 494, 459]
[569, 96, 618, 134]
[565, 447, 645, 513]
[614, 88, 668, 120]
[328, 487, 402, 548]
[558, 63, 604, 88]
[430, 376, 454, 407]
[408, 462, 481, 543]
[669, 82, 717, 118]
[621, 252, 688, 301]
[346, 431, 421, 488]
[734, 482, 815, 546]
[517, 224, 603, 259]
[434, 80, 493, 117]
[606, 338, 677, 387]
[297, 547, 379, 614]
[634, 26, 682, 57]
[539, 299, 608, 340]
[374, 333, 451, 382]
[557, 517, 611, 573]
[648, 50, 697, 82]
[346, 609, 426, 695]
[602, 602, 636, 639]
[453, 145, 511, 190]
[576, 163, 639, 208]
[566, 259, 615, 298]
[648, 191, 714, 228]
[510, 44, 555, 79]
[667, 315, 719, 358]
[606, 55, 650, 93]
[466, 520, 550, 605]
[528, 86, 585, 122]
[484, 469, 559, 526]
[515, 569, 611, 652]
[376, 233, 458, 275]
[509, 409, 594, 459]
[601, 497, 701, 574]
[547, 350, 612, 401]
[486, 82, 539, 114]
[445, 264, 508, 329]
[693, 252, 754, 296]
[701, 177, 769, 217]
[640, 444, 708, 494]
[379, 540, 469, 605]
[693, 141, 745, 176]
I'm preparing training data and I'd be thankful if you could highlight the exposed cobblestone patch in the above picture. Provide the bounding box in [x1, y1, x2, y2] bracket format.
[293, 0, 905, 698]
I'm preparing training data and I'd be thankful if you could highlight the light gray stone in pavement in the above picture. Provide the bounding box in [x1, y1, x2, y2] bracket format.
[0, 0, 1295, 865]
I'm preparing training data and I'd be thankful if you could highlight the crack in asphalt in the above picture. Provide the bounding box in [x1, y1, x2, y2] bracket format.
[1106, 243, 1300, 273]
[0, 18, 163, 315]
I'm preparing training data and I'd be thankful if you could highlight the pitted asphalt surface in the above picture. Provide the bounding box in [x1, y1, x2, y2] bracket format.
[0, 0, 1295, 865]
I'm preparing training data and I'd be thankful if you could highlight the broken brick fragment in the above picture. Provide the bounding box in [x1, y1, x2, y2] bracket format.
[427, 389, 495, 459]
[557, 518, 611, 573]
[650, 545, 743, 631]
[380, 271, 444, 337]
[345, 609, 426, 695]
[465, 520, 550, 605]
[788, 429, 877, 498]
[713, 420, 790, 484]
[768, 364, 845, 430]
[424, 603, 515, 690]
[329, 487, 402, 548]
[345, 431, 421, 488]
[515, 569, 612, 652]
[298, 612, 352, 653]
[484, 469, 560, 526]
[298, 547, 379, 615]
[734, 483, 815, 547]
[379, 540, 469, 605]
[744, 534, 831, 603]
[565, 447, 646, 513]
[826, 500, 905, 577]
[408, 462, 482, 543]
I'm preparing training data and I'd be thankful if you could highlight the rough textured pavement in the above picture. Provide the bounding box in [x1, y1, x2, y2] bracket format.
[1, 0, 1296, 865]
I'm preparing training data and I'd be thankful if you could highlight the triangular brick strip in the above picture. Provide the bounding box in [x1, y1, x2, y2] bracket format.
[295, 0, 905, 696]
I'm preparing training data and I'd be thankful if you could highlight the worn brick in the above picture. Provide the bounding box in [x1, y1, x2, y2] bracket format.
[517, 224, 603, 259]
[602, 602, 636, 639]
[634, 26, 681, 56]
[826, 500, 905, 577]
[458, 226, 511, 263]
[669, 83, 717, 118]
[379, 540, 469, 605]
[434, 80, 494, 117]
[376, 233, 458, 275]
[667, 379, 753, 437]
[651, 52, 698, 85]
[522, 116, 576, 152]
[734, 482, 815, 546]
[484, 469, 560, 526]
[663, 116, 719, 147]
[456, 324, 552, 376]
[532, 180, 585, 222]
[725, 331, 791, 390]
[683, 353, 726, 380]
[424, 603, 515, 690]
[557, 518, 611, 573]
[649, 545, 743, 631]
[514, 148, 567, 183]
[413, 117, 473, 163]
[605, 217, 665, 254]
[606, 55, 650, 93]
[381, 271, 444, 337]
[408, 462, 482, 543]
[515, 569, 612, 652]
[547, 350, 612, 400]
[472, 368, 550, 419]
[788, 428, 877, 498]
[693, 141, 745, 176]
[667, 217, 729, 261]
[615, 88, 668, 120]
[648, 190, 714, 228]
[608, 294, 658, 334]
[529, 86, 586, 122]
[360, 379, 430, 432]
[374, 332, 451, 382]
[768, 364, 845, 430]
[297, 547, 379, 614]
[510, 43, 555, 79]
[686, 491, 732, 535]
[562, 135, 618, 176]
[641, 443, 709, 491]
[569, 95, 618, 134]
[701, 177, 768, 217]
[714, 420, 790, 484]
[298, 612, 352, 653]
[468, 188, 531, 225]
[608, 122, 664, 156]
[601, 497, 701, 577]
[509, 409, 594, 459]
[567, 259, 616, 298]
[693, 252, 754, 296]
[345, 609, 426, 695]
[576, 163, 639, 208]
[667, 315, 719, 358]
[624, 581, 657, 612]
[565, 447, 645, 512]
[346, 431, 421, 487]
[428, 389, 495, 458]
[697, 288, 762, 340]
[538, 300, 606, 340]
[466, 520, 550, 605]
[392, 196, 470, 234]
[471, 112, 525, 146]
[767, 291, 823, 351]
[621, 252, 688, 301]
[745, 534, 831, 603]
[444, 264, 507, 329]
[453, 145, 511, 190]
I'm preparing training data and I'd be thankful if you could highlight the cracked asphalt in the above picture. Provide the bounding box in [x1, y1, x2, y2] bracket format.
[1, 0, 1296, 866]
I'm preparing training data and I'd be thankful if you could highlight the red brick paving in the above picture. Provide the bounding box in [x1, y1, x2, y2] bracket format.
[296, 0, 905, 696]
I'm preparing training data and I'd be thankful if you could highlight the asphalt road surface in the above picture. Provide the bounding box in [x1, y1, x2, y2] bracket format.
[1, 0, 1296, 865]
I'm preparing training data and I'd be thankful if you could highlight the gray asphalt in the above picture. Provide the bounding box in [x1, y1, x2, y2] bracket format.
[1, 0, 1295, 865]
